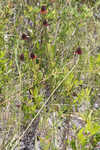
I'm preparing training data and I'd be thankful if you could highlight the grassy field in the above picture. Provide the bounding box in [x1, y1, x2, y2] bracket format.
[0, 0, 100, 149]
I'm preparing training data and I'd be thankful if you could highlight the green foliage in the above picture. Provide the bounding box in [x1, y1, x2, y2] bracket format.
[0, 0, 100, 149]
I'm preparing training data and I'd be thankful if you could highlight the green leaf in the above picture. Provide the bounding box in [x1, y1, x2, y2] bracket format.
[30, 105, 36, 112]
[47, 44, 55, 59]
[33, 87, 38, 98]
[78, 128, 86, 144]
[96, 54, 100, 64]
[70, 139, 77, 150]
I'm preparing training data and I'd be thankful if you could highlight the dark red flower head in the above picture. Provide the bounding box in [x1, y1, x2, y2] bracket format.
[22, 33, 29, 40]
[75, 47, 82, 55]
[20, 53, 24, 61]
[43, 20, 49, 26]
[16, 104, 21, 108]
[41, 6, 46, 11]
[30, 53, 37, 59]
[72, 92, 77, 96]
[40, 6, 47, 14]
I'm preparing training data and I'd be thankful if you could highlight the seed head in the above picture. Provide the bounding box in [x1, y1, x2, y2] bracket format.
[22, 33, 29, 40]
[30, 53, 37, 59]
[20, 53, 24, 61]
[43, 20, 49, 26]
[75, 47, 82, 55]
[40, 6, 47, 14]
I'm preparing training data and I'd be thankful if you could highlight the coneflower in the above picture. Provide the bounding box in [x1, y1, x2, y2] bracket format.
[40, 6, 47, 14]
[43, 20, 49, 26]
[75, 47, 82, 55]
[20, 53, 24, 61]
[30, 52, 37, 59]
[22, 33, 29, 40]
